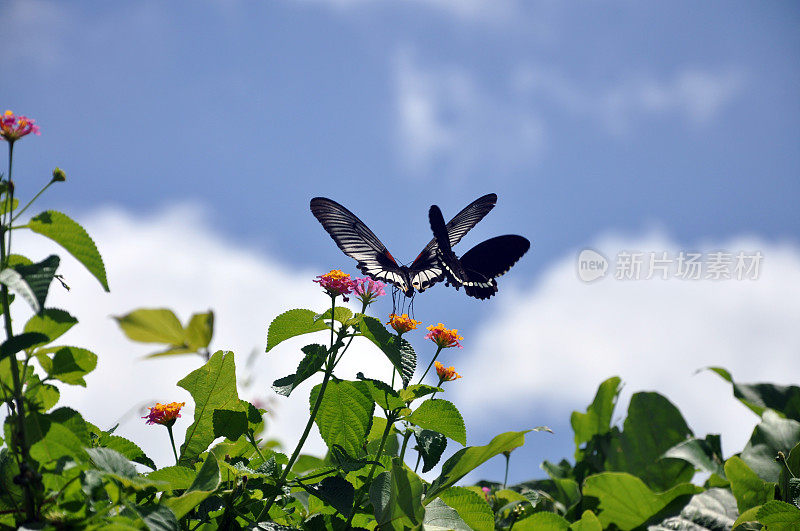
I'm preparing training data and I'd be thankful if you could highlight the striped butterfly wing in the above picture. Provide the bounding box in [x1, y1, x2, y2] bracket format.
[310, 197, 410, 293]
[409, 193, 498, 293]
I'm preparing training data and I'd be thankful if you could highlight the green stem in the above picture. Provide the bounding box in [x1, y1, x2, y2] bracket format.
[417, 346, 444, 384]
[11, 180, 54, 223]
[1, 141, 37, 523]
[246, 431, 266, 463]
[503, 453, 510, 489]
[258, 296, 340, 520]
[345, 413, 394, 527]
[167, 425, 179, 464]
[399, 429, 412, 462]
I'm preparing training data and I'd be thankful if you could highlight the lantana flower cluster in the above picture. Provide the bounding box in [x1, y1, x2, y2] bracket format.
[314, 269, 358, 300]
[425, 323, 464, 349]
[353, 277, 385, 307]
[1, 110, 40, 143]
[434, 361, 462, 382]
[143, 402, 185, 426]
[387, 313, 421, 334]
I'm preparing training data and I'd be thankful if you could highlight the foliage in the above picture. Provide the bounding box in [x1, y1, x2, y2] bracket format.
[0, 123, 795, 530]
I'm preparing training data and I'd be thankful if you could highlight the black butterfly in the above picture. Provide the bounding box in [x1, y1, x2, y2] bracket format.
[429, 204, 530, 300]
[310, 194, 497, 297]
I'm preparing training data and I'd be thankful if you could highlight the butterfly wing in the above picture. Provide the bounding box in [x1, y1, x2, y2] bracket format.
[458, 235, 530, 299]
[310, 197, 410, 293]
[410, 193, 498, 292]
[427, 204, 467, 289]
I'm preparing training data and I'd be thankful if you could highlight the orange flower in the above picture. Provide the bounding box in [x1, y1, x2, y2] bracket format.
[387, 313, 421, 334]
[425, 323, 463, 349]
[435, 361, 461, 382]
[143, 402, 185, 426]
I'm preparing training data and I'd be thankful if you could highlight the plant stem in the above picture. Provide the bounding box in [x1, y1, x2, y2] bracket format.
[503, 452, 510, 489]
[258, 296, 339, 520]
[345, 413, 394, 528]
[399, 429, 412, 462]
[12, 180, 53, 222]
[1, 141, 36, 523]
[246, 431, 266, 463]
[417, 346, 443, 384]
[167, 425, 179, 464]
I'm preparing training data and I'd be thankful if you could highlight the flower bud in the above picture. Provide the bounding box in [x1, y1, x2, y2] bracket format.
[52, 167, 66, 182]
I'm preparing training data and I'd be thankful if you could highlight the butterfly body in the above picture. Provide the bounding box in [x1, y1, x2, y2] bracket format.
[429, 204, 530, 300]
[310, 194, 497, 297]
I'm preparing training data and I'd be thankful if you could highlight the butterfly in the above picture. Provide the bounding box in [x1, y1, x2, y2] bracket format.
[310, 194, 497, 297]
[428, 204, 530, 300]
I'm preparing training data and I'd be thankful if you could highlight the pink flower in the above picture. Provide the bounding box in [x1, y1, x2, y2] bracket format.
[353, 277, 386, 306]
[425, 323, 463, 349]
[143, 402, 185, 426]
[1, 110, 40, 143]
[482, 486, 491, 501]
[314, 269, 358, 301]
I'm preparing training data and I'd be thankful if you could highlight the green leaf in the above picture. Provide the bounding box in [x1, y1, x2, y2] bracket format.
[604, 392, 694, 491]
[399, 384, 441, 403]
[663, 435, 725, 478]
[88, 447, 137, 478]
[438, 487, 494, 531]
[178, 351, 245, 463]
[741, 409, 800, 482]
[513, 512, 571, 530]
[0, 198, 18, 215]
[35, 346, 97, 386]
[114, 308, 185, 345]
[211, 409, 248, 441]
[757, 500, 800, 530]
[569, 510, 603, 531]
[147, 466, 197, 491]
[725, 455, 775, 513]
[648, 488, 738, 531]
[407, 399, 466, 445]
[300, 475, 355, 518]
[27, 210, 109, 291]
[310, 380, 374, 458]
[571, 376, 621, 455]
[97, 432, 156, 470]
[23, 308, 78, 345]
[357, 373, 406, 411]
[330, 444, 383, 473]
[415, 429, 447, 473]
[165, 453, 221, 519]
[24, 374, 59, 411]
[315, 306, 353, 325]
[272, 343, 327, 397]
[426, 431, 529, 502]
[369, 458, 425, 530]
[582, 472, 701, 530]
[266, 309, 331, 353]
[185, 310, 214, 350]
[0, 255, 60, 313]
[26, 411, 87, 464]
[357, 315, 416, 385]
[779, 441, 800, 506]
[0, 332, 49, 362]
[708, 367, 800, 422]
[423, 498, 473, 530]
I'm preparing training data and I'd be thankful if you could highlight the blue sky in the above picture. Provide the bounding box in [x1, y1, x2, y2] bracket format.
[3, 0, 799, 484]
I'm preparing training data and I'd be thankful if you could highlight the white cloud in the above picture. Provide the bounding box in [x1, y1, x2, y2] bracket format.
[453, 233, 800, 457]
[394, 54, 745, 179]
[515, 65, 746, 133]
[394, 50, 546, 179]
[11, 204, 395, 468]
